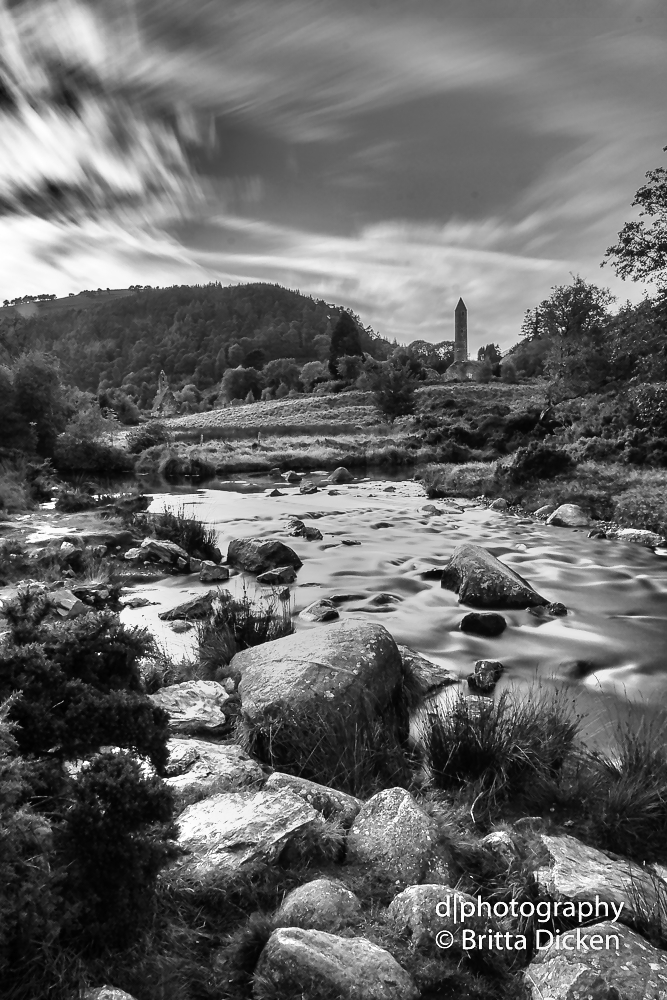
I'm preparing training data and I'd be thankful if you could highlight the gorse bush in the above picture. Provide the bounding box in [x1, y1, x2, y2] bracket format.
[126, 421, 169, 454]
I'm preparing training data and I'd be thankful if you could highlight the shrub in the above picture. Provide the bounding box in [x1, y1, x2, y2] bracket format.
[156, 449, 215, 480]
[423, 686, 581, 818]
[126, 422, 168, 454]
[135, 505, 220, 561]
[613, 485, 667, 536]
[53, 434, 133, 472]
[628, 383, 667, 436]
[368, 359, 418, 422]
[495, 442, 576, 485]
[0, 461, 33, 512]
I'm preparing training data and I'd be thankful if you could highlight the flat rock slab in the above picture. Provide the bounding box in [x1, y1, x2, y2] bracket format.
[257, 565, 297, 584]
[525, 920, 667, 999]
[227, 537, 302, 574]
[150, 680, 230, 735]
[441, 542, 548, 609]
[140, 537, 190, 564]
[174, 788, 323, 877]
[165, 738, 265, 811]
[233, 620, 403, 726]
[535, 834, 667, 931]
[263, 771, 361, 828]
[274, 878, 363, 932]
[254, 927, 418, 1000]
[397, 644, 459, 696]
[346, 787, 450, 889]
[546, 504, 590, 528]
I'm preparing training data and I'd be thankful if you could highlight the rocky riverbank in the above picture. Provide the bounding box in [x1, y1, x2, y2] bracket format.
[4, 472, 667, 999]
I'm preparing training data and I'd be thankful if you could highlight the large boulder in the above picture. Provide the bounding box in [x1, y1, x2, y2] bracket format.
[440, 543, 548, 609]
[534, 833, 667, 932]
[346, 787, 450, 889]
[164, 738, 264, 811]
[263, 772, 361, 828]
[274, 878, 362, 931]
[525, 920, 667, 1000]
[546, 504, 590, 528]
[254, 927, 418, 1000]
[233, 620, 404, 727]
[174, 788, 325, 877]
[227, 537, 302, 574]
[149, 680, 230, 735]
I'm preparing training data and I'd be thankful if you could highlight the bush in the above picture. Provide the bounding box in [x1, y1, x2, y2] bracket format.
[0, 461, 33, 512]
[156, 448, 215, 480]
[126, 422, 168, 454]
[53, 434, 133, 472]
[613, 485, 667, 537]
[423, 686, 581, 818]
[496, 442, 576, 485]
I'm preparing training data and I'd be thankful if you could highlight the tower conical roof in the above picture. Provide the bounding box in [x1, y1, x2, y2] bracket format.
[455, 297, 467, 311]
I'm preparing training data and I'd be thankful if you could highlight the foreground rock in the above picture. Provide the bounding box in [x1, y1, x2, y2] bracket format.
[287, 517, 323, 541]
[346, 787, 450, 888]
[150, 680, 230, 735]
[174, 788, 324, 876]
[274, 878, 362, 931]
[264, 772, 361, 828]
[525, 921, 667, 1000]
[140, 537, 191, 567]
[441, 543, 548, 608]
[165, 738, 264, 811]
[546, 504, 590, 528]
[233, 620, 404, 728]
[534, 833, 667, 931]
[199, 560, 229, 582]
[254, 927, 418, 1000]
[227, 537, 302, 574]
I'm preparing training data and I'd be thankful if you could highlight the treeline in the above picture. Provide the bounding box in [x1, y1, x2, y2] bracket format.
[506, 276, 667, 394]
[0, 282, 395, 403]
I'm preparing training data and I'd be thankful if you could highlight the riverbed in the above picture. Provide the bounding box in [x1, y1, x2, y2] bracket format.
[118, 472, 667, 747]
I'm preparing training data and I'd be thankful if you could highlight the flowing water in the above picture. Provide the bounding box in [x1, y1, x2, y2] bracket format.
[120, 472, 667, 749]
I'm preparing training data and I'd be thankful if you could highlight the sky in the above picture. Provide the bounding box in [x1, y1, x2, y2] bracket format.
[0, 0, 666, 352]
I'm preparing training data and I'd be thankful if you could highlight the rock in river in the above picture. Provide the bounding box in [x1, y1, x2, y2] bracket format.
[158, 591, 222, 621]
[327, 466, 354, 484]
[546, 503, 590, 528]
[227, 537, 302, 574]
[441, 542, 548, 609]
[232, 620, 403, 729]
[460, 612, 507, 637]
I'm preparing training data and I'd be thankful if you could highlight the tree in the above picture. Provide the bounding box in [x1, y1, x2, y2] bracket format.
[605, 146, 667, 288]
[228, 343, 245, 366]
[477, 343, 502, 365]
[220, 366, 261, 402]
[336, 354, 365, 383]
[299, 360, 329, 392]
[262, 357, 300, 391]
[328, 312, 363, 377]
[368, 359, 417, 423]
[13, 352, 68, 456]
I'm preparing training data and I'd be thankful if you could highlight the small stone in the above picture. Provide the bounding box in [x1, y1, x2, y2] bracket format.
[124, 547, 142, 561]
[489, 498, 508, 511]
[268, 488, 283, 497]
[189, 557, 202, 572]
[534, 504, 556, 517]
[171, 620, 193, 633]
[120, 595, 152, 608]
[281, 470, 302, 483]
[50, 590, 88, 619]
[176, 557, 189, 571]
[546, 504, 590, 528]
[300, 484, 319, 494]
[328, 467, 354, 484]
[546, 602, 567, 616]
[460, 612, 507, 637]
[299, 599, 339, 622]
[340, 538, 361, 546]
[199, 561, 229, 583]
[467, 659, 504, 694]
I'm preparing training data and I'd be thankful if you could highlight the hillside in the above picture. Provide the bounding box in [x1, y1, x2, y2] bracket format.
[0, 282, 391, 401]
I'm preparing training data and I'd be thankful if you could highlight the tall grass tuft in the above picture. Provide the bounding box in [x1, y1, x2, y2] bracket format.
[422, 686, 582, 819]
[198, 587, 294, 676]
[135, 505, 220, 560]
[237, 699, 415, 798]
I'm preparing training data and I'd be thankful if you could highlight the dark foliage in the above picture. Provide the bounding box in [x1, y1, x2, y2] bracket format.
[135, 506, 220, 560]
[127, 422, 169, 453]
[53, 433, 134, 472]
[496, 442, 576, 485]
[328, 310, 364, 377]
[198, 589, 294, 675]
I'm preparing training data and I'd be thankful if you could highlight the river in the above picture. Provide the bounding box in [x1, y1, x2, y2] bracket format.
[120, 471, 667, 748]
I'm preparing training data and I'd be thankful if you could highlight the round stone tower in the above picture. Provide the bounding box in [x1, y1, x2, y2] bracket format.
[454, 298, 467, 363]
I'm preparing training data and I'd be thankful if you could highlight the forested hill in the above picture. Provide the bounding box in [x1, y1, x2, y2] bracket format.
[0, 282, 391, 401]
